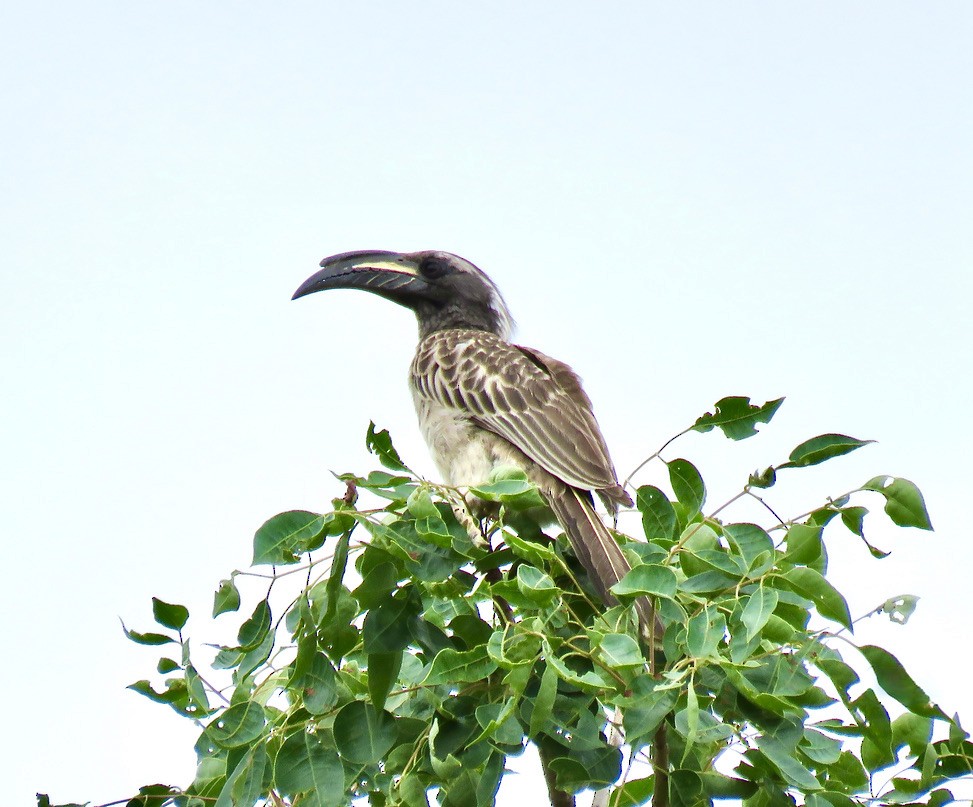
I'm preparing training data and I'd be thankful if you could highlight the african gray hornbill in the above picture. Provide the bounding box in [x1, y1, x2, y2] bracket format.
[293, 250, 660, 641]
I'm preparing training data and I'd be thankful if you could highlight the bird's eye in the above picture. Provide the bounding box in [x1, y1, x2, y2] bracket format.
[418, 256, 450, 278]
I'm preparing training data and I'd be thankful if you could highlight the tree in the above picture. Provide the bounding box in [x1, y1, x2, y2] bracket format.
[40, 396, 972, 807]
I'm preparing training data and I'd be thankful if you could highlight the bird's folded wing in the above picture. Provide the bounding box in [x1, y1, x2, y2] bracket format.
[411, 330, 626, 497]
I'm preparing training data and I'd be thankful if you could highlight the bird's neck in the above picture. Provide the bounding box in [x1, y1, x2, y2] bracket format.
[416, 302, 505, 340]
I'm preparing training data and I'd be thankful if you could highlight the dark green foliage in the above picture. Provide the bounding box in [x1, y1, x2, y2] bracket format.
[49, 396, 965, 807]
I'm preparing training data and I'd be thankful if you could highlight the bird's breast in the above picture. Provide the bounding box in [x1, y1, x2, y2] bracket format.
[411, 393, 527, 488]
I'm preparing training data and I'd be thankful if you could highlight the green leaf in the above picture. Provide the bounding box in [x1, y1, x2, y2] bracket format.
[127, 678, 187, 707]
[352, 561, 400, 609]
[470, 467, 546, 509]
[612, 563, 677, 598]
[637, 485, 677, 543]
[120, 620, 174, 646]
[800, 728, 842, 765]
[209, 701, 267, 748]
[362, 594, 416, 654]
[854, 688, 894, 771]
[548, 743, 623, 791]
[126, 785, 182, 807]
[667, 458, 706, 516]
[185, 663, 210, 714]
[669, 769, 705, 807]
[322, 530, 351, 635]
[252, 510, 327, 566]
[212, 578, 241, 617]
[860, 645, 949, 719]
[784, 523, 824, 565]
[515, 564, 559, 605]
[333, 701, 397, 765]
[157, 657, 180, 674]
[724, 522, 774, 574]
[294, 652, 338, 715]
[892, 711, 933, 758]
[692, 395, 785, 440]
[365, 421, 411, 473]
[686, 605, 726, 659]
[237, 600, 272, 651]
[424, 646, 498, 685]
[881, 594, 919, 625]
[758, 734, 822, 790]
[780, 567, 852, 629]
[474, 700, 523, 747]
[151, 597, 189, 631]
[674, 704, 735, 745]
[611, 776, 656, 807]
[623, 682, 680, 748]
[780, 433, 874, 469]
[749, 465, 777, 489]
[825, 751, 869, 791]
[368, 650, 403, 711]
[839, 506, 867, 537]
[741, 584, 779, 641]
[529, 660, 558, 736]
[273, 729, 345, 805]
[598, 633, 645, 668]
[862, 476, 933, 530]
[216, 741, 269, 807]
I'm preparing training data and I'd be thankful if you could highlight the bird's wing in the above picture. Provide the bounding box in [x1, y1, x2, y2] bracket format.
[412, 330, 629, 501]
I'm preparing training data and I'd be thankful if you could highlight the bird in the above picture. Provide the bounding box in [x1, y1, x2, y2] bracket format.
[292, 249, 660, 642]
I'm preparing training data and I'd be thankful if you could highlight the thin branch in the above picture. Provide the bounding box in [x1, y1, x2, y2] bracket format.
[621, 427, 693, 492]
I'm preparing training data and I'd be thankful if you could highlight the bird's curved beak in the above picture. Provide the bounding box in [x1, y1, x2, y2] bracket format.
[292, 250, 427, 301]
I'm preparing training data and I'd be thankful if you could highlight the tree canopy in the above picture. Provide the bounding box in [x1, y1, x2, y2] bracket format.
[41, 396, 971, 807]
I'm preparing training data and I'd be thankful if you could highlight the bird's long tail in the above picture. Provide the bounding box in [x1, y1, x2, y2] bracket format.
[547, 484, 664, 647]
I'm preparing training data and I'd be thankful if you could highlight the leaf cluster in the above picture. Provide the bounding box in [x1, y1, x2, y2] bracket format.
[41, 402, 968, 807]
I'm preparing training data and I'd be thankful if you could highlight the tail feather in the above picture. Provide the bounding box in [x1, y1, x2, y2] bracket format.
[547, 483, 664, 646]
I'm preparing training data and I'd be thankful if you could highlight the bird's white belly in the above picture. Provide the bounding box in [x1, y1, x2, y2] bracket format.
[412, 395, 524, 487]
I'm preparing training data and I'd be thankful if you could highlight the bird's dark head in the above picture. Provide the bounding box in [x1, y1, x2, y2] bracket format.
[292, 250, 513, 339]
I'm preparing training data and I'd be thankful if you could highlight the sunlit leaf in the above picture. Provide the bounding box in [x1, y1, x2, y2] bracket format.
[613, 563, 677, 598]
[881, 594, 919, 625]
[667, 458, 706, 517]
[152, 598, 189, 632]
[637, 485, 678, 543]
[212, 578, 241, 617]
[741, 584, 779, 641]
[780, 434, 874, 469]
[529, 661, 558, 736]
[758, 734, 822, 790]
[252, 510, 327, 566]
[208, 701, 266, 748]
[862, 476, 933, 530]
[780, 567, 852, 629]
[860, 645, 949, 719]
[424, 646, 497, 685]
[598, 633, 645, 668]
[120, 620, 174, 646]
[686, 605, 726, 659]
[515, 564, 559, 605]
[365, 421, 411, 473]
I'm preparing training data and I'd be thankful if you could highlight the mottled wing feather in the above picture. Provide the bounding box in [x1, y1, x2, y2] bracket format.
[412, 330, 627, 499]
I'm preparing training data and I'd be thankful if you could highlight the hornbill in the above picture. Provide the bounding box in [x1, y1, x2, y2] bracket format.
[293, 250, 660, 641]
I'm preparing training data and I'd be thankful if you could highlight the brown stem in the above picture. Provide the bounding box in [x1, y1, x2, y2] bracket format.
[652, 722, 670, 807]
[537, 739, 576, 807]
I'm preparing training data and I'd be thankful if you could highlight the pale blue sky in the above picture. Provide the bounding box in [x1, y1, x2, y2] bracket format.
[3, 3, 971, 804]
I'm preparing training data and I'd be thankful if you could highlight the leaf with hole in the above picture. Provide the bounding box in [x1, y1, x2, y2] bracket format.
[692, 395, 785, 440]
